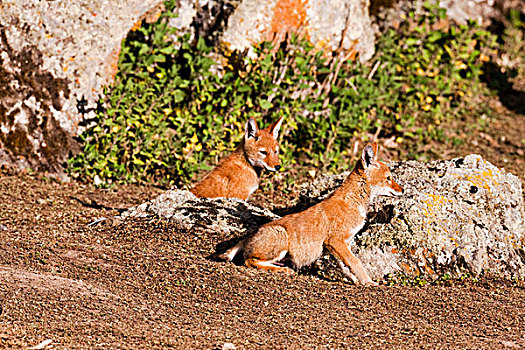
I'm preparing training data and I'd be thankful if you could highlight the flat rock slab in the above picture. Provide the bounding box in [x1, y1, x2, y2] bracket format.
[121, 190, 279, 236]
[121, 154, 525, 280]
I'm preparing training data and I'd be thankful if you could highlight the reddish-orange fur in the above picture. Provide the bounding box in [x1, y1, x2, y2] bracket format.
[191, 117, 284, 200]
[217, 143, 403, 286]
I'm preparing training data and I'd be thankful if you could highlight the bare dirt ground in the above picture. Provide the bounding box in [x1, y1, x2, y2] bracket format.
[1, 50, 525, 350]
[1, 125, 525, 350]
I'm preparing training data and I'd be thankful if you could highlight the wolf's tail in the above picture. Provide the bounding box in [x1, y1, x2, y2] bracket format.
[210, 240, 245, 262]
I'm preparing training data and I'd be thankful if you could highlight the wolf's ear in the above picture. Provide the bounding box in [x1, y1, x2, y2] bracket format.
[267, 116, 284, 139]
[362, 143, 377, 168]
[371, 142, 379, 161]
[245, 118, 259, 141]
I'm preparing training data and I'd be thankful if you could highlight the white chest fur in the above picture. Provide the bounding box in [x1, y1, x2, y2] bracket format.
[358, 204, 367, 218]
[247, 183, 259, 199]
[345, 221, 365, 246]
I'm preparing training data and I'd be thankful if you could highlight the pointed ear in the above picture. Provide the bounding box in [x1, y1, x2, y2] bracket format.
[362, 143, 376, 168]
[266, 116, 284, 139]
[244, 118, 259, 141]
[371, 142, 379, 161]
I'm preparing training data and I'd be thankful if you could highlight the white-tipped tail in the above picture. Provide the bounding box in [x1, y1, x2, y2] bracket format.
[225, 242, 243, 261]
[213, 240, 245, 261]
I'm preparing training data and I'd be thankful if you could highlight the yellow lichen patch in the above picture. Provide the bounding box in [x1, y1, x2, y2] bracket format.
[424, 193, 453, 206]
[421, 193, 453, 221]
[452, 168, 501, 193]
[418, 194, 465, 244]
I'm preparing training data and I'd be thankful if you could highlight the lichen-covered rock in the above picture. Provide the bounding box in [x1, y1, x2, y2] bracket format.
[0, 0, 164, 177]
[171, 0, 375, 61]
[121, 155, 525, 281]
[222, 0, 374, 62]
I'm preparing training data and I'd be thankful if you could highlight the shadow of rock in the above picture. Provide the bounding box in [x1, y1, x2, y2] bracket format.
[482, 61, 525, 115]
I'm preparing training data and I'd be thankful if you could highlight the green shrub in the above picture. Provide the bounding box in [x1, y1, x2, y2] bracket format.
[68, 1, 496, 186]
[375, 3, 497, 139]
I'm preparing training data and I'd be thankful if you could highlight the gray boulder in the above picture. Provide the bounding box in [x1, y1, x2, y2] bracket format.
[221, 0, 375, 62]
[0, 0, 164, 177]
[120, 154, 525, 281]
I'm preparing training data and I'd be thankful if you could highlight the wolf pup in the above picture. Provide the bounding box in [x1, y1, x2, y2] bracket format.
[191, 116, 284, 200]
[214, 143, 403, 286]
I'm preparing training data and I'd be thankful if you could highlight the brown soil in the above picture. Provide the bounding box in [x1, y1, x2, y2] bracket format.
[1, 163, 525, 349]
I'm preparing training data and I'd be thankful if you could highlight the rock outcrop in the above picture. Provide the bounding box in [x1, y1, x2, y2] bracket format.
[0, 0, 164, 177]
[221, 0, 374, 62]
[121, 155, 525, 281]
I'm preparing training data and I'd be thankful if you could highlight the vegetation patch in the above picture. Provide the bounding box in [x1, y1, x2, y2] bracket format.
[67, 1, 497, 186]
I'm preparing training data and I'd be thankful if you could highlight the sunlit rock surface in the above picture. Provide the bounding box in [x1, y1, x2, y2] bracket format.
[0, 0, 164, 177]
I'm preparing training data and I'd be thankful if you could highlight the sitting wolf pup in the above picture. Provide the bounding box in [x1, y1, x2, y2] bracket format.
[191, 116, 284, 201]
[214, 143, 403, 286]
